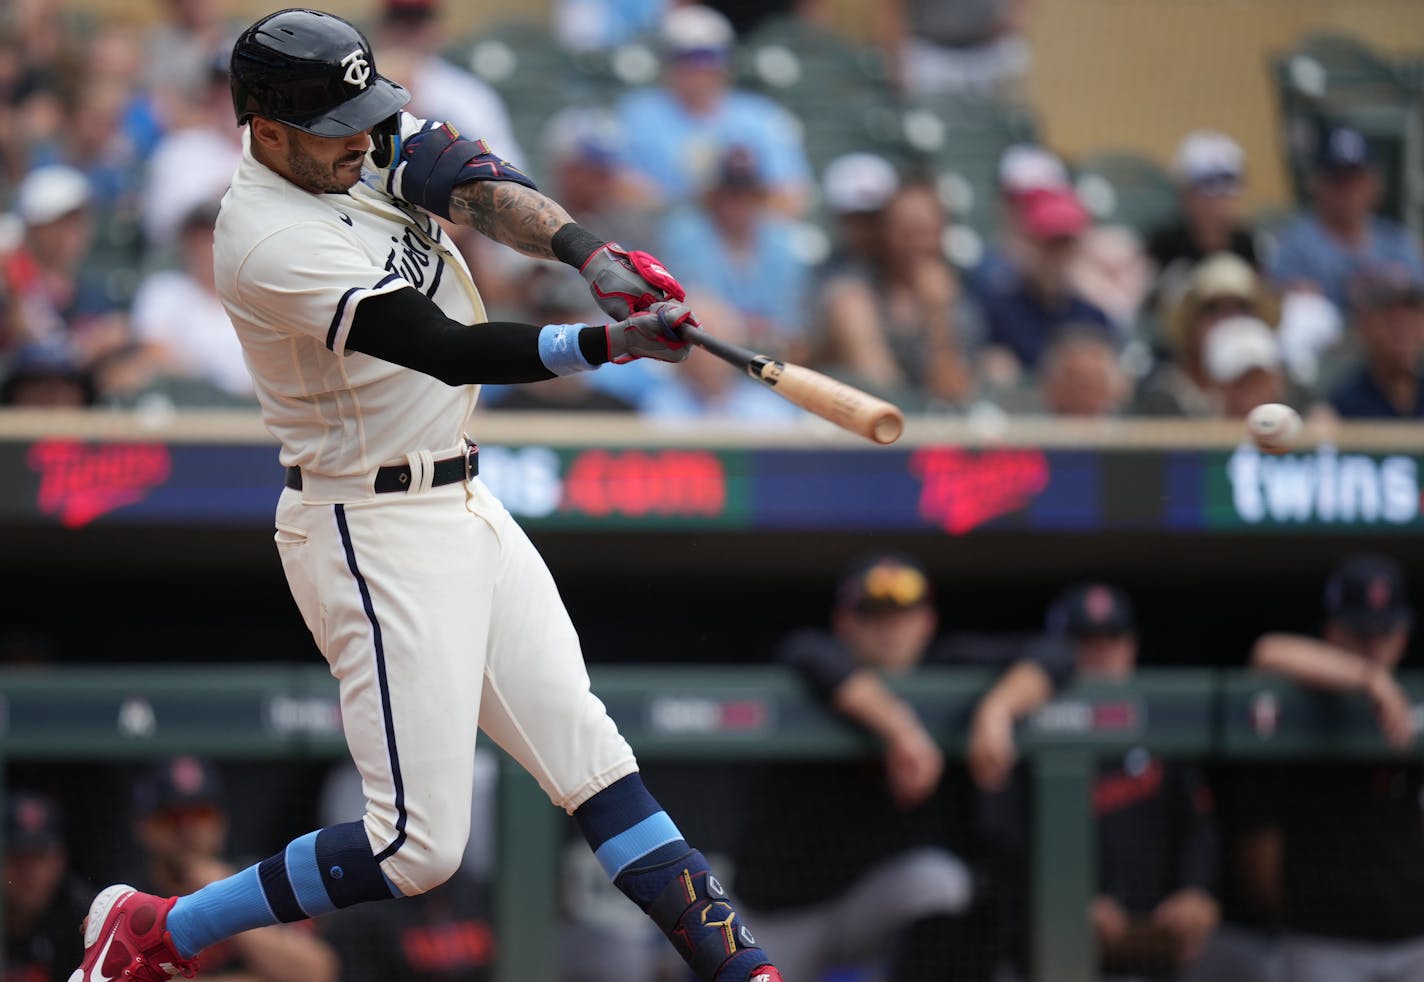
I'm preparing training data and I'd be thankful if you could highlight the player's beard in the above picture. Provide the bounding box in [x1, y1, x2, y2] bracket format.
[287, 140, 363, 194]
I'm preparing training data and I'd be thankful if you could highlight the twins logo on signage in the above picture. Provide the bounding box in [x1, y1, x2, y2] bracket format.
[28, 440, 172, 527]
[910, 447, 1050, 534]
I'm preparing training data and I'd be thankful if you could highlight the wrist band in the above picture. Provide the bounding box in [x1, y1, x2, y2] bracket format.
[551, 223, 608, 269]
[538, 323, 597, 375]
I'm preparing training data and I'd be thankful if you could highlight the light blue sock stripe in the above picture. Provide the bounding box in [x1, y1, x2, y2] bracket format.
[538, 323, 596, 376]
[285, 831, 336, 917]
[167, 864, 277, 958]
[593, 811, 683, 879]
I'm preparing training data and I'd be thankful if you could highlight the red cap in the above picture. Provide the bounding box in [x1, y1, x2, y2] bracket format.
[1017, 187, 1090, 240]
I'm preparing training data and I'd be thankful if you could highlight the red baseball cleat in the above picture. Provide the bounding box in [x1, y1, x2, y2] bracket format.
[68, 885, 199, 982]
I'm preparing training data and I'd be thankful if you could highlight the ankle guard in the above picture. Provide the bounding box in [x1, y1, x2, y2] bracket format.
[633, 851, 772, 982]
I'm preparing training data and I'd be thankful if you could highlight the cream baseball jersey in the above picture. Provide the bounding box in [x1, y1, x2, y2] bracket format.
[215, 112, 487, 479]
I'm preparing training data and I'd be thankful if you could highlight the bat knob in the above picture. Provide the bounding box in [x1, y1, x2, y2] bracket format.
[872, 412, 904, 445]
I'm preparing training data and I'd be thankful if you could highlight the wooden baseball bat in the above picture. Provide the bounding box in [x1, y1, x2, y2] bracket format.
[680, 326, 904, 445]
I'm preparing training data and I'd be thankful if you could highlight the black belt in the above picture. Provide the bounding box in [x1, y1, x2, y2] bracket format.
[285, 443, 478, 494]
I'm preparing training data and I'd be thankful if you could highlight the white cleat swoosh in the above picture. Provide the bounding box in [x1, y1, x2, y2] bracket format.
[90, 926, 120, 982]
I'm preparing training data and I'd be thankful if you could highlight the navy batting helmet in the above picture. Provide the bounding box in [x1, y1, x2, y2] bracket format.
[230, 8, 410, 136]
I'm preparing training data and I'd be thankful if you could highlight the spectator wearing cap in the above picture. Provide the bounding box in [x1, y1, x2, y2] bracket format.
[968, 144, 1070, 298]
[1250, 554, 1424, 982]
[817, 151, 900, 284]
[998, 144, 1071, 205]
[0, 340, 95, 407]
[968, 583, 1220, 981]
[972, 184, 1114, 379]
[733, 555, 980, 981]
[1328, 263, 1424, 419]
[2, 165, 127, 363]
[1148, 131, 1258, 282]
[1267, 124, 1424, 312]
[1201, 315, 1287, 419]
[1136, 252, 1280, 417]
[131, 756, 338, 982]
[374, 0, 525, 169]
[814, 179, 978, 409]
[657, 145, 808, 355]
[615, 5, 812, 214]
[970, 146, 1091, 350]
[128, 201, 255, 401]
[4, 791, 95, 982]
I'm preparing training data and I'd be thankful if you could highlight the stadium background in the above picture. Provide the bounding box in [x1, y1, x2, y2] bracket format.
[2, 1, 1423, 981]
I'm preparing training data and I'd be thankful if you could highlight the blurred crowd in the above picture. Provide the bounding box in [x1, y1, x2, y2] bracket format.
[0, 0, 1419, 422]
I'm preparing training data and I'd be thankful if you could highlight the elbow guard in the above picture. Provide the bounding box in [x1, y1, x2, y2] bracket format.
[392, 122, 536, 220]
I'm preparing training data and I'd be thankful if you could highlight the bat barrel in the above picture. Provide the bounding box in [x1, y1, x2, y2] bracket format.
[679, 325, 904, 445]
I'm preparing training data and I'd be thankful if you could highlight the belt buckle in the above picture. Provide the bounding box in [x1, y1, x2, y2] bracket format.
[463, 436, 477, 482]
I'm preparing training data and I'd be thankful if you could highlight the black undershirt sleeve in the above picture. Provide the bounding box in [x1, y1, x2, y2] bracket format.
[345, 286, 608, 385]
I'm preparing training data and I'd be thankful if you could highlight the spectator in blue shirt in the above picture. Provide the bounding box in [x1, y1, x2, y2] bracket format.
[615, 5, 812, 214]
[554, 0, 668, 51]
[973, 186, 1113, 376]
[1268, 125, 1424, 312]
[1330, 263, 1424, 419]
[658, 145, 808, 356]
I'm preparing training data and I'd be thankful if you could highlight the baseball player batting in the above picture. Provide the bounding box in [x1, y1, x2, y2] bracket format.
[70, 10, 782, 982]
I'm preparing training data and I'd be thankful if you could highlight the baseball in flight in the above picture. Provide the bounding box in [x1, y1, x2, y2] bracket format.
[1245, 402, 1303, 454]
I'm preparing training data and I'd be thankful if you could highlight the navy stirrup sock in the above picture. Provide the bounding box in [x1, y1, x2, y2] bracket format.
[574, 774, 777, 982]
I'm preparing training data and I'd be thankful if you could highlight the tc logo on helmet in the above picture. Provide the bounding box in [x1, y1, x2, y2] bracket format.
[341, 49, 372, 90]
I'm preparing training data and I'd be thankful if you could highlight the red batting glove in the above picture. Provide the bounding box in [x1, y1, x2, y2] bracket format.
[581, 243, 686, 320]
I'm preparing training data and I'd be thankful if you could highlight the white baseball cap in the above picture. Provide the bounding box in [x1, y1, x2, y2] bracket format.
[1204, 315, 1280, 384]
[661, 5, 734, 57]
[15, 165, 91, 226]
[998, 144, 1069, 197]
[1173, 130, 1244, 188]
[822, 152, 899, 214]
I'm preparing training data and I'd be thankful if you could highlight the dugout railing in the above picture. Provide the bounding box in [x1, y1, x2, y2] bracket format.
[0, 665, 1417, 982]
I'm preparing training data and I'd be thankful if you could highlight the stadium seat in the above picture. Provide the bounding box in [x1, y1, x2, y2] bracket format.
[1278, 32, 1412, 104]
[449, 21, 596, 159]
[1073, 151, 1179, 234]
[737, 15, 894, 102]
[903, 95, 1039, 236]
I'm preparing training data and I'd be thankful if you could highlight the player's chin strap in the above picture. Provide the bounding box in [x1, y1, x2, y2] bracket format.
[621, 849, 777, 982]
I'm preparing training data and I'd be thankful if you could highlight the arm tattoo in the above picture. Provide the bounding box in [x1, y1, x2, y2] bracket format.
[448, 181, 574, 260]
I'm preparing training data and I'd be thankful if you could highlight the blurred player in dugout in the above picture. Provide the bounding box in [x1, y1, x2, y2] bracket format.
[127, 757, 338, 982]
[4, 791, 94, 982]
[968, 583, 1221, 982]
[1249, 553, 1424, 982]
[734, 554, 1069, 981]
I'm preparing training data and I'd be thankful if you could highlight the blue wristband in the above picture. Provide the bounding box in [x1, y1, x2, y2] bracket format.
[538, 323, 597, 376]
